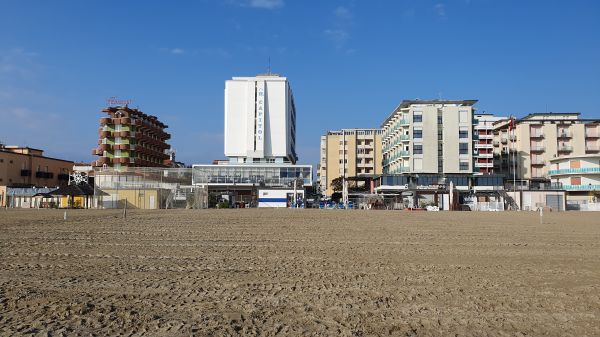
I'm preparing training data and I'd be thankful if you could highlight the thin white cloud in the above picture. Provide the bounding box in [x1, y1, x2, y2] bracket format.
[434, 3, 446, 18]
[324, 29, 349, 48]
[334, 6, 352, 19]
[170, 48, 185, 55]
[324, 5, 355, 51]
[197, 47, 232, 58]
[0, 48, 42, 79]
[248, 0, 284, 9]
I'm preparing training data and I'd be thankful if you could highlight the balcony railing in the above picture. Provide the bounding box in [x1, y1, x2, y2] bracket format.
[399, 150, 410, 157]
[557, 131, 572, 138]
[585, 146, 600, 152]
[557, 145, 573, 152]
[475, 143, 493, 149]
[548, 167, 600, 175]
[35, 171, 54, 179]
[531, 158, 545, 165]
[562, 184, 600, 191]
[530, 133, 544, 138]
[585, 131, 599, 138]
[530, 146, 545, 152]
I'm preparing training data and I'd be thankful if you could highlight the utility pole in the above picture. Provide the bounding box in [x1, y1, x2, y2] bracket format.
[512, 118, 517, 210]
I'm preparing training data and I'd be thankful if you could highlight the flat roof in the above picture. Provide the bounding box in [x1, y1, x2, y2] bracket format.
[382, 99, 478, 127]
[0, 149, 74, 163]
[521, 112, 580, 121]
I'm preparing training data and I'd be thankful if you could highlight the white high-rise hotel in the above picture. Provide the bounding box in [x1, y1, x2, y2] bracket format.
[224, 74, 298, 164]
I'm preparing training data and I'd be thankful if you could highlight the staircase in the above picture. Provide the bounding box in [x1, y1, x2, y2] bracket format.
[498, 189, 519, 210]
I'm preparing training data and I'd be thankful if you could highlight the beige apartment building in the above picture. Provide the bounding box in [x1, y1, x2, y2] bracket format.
[493, 113, 600, 187]
[318, 129, 383, 196]
[381, 100, 476, 175]
[0, 145, 73, 207]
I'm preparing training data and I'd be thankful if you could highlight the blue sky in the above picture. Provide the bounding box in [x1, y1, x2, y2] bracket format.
[1, 0, 599, 166]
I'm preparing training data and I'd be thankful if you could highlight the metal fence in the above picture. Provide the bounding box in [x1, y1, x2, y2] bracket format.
[93, 167, 208, 209]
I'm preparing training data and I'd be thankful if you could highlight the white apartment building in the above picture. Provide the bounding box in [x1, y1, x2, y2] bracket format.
[381, 100, 476, 175]
[224, 74, 297, 164]
[473, 113, 506, 174]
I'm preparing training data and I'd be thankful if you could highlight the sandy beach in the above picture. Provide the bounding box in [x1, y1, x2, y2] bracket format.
[1, 209, 599, 336]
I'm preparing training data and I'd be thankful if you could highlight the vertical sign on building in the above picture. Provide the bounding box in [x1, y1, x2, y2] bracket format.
[255, 81, 265, 156]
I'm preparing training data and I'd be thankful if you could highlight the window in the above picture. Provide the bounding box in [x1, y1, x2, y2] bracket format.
[459, 130, 468, 139]
[459, 110, 469, 123]
[460, 161, 470, 170]
[413, 114, 422, 123]
[413, 144, 423, 154]
[413, 128, 422, 139]
[459, 143, 469, 155]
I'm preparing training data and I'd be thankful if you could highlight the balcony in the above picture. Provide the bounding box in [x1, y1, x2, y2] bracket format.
[585, 146, 600, 152]
[99, 143, 111, 151]
[114, 117, 131, 125]
[493, 141, 500, 147]
[474, 162, 494, 168]
[557, 131, 572, 138]
[112, 157, 130, 164]
[399, 119, 409, 126]
[585, 130, 599, 138]
[114, 130, 131, 137]
[97, 157, 110, 165]
[91, 148, 103, 155]
[400, 134, 410, 141]
[35, 171, 53, 179]
[20, 169, 31, 177]
[530, 133, 544, 139]
[562, 184, 600, 191]
[530, 146, 545, 152]
[548, 167, 600, 176]
[531, 158, 545, 166]
[475, 143, 493, 149]
[478, 152, 493, 158]
[557, 145, 573, 152]
[57, 173, 70, 181]
[399, 150, 410, 157]
[501, 137, 508, 144]
[99, 117, 112, 125]
[114, 144, 130, 150]
[99, 130, 112, 138]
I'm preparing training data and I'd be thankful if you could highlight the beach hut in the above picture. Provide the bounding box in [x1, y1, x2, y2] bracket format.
[49, 183, 95, 208]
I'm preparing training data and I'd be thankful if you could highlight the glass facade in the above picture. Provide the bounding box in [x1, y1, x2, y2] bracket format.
[192, 164, 312, 186]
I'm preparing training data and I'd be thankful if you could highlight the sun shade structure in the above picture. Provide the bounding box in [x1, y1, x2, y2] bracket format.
[49, 183, 96, 208]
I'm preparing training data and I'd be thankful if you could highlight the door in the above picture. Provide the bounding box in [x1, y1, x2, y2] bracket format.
[149, 196, 155, 209]
[546, 195, 564, 211]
